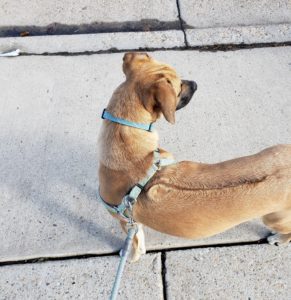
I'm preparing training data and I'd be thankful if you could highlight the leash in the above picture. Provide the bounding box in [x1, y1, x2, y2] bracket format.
[99, 109, 175, 299]
[110, 224, 138, 300]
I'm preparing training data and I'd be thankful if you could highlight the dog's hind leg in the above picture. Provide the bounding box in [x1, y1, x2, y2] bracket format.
[119, 221, 146, 262]
[263, 210, 291, 245]
[267, 232, 291, 245]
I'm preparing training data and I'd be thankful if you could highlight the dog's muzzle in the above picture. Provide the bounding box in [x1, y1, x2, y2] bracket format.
[176, 80, 197, 111]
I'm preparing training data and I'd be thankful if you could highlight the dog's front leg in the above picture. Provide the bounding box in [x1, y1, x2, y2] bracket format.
[119, 221, 146, 262]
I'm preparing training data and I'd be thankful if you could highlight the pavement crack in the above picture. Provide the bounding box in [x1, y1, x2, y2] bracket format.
[148, 238, 268, 255]
[0, 251, 119, 267]
[16, 41, 291, 56]
[0, 238, 269, 267]
[176, 0, 189, 47]
[161, 251, 168, 300]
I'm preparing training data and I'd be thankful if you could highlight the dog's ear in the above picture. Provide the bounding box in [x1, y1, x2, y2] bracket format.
[151, 78, 177, 124]
[123, 52, 150, 77]
[140, 78, 177, 124]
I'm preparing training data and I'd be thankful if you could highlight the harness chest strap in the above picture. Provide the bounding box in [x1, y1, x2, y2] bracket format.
[97, 149, 175, 223]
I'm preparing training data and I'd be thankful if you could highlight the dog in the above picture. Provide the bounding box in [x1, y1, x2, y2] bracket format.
[98, 52, 291, 262]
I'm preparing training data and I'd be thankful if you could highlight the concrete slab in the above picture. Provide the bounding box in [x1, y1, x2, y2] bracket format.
[0, 47, 290, 262]
[0, 253, 162, 300]
[0, 31, 185, 54]
[0, 0, 178, 27]
[165, 244, 291, 300]
[179, 0, 291, 28]
[186, 23, 291, 47]
[180, 0, 291, 46]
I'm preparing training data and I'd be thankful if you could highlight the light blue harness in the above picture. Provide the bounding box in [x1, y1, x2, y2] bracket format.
[98, 109, 175, 225]
[98, 109, 174, 300]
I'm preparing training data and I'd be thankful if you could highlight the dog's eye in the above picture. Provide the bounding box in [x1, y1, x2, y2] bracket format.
[166, 79, 171, 85]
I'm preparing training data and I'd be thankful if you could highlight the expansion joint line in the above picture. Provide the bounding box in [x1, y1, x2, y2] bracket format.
[161, 251, 168, 300]
[176, 0, 189, 47]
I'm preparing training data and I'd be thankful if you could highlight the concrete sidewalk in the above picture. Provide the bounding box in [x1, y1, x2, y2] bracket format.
[1, 47, 290, 299]
[1, 47, 290, 262]
[0, 254, 163, 300]
[0, 1, 291, 299]
[1, 245, 290, 299]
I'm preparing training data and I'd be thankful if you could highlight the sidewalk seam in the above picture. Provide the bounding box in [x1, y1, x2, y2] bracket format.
[15, 41, 291, 56]
[176, 0, 188, 47]
[0, 238, 268, 267]
[161, 251, 168, 300]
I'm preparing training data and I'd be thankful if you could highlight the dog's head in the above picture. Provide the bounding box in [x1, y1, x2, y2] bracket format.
[122, 52, 197, 124]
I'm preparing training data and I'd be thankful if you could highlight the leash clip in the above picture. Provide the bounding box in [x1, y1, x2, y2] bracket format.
[148, 123, 154, 132]
[124, 195, 135, 210]
[125, 222, 138, 233]
[155, 160, 162, 170]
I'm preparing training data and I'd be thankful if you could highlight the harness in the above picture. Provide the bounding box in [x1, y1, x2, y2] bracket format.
[98, 109, 174, 300]
[98, 109, 175, 225]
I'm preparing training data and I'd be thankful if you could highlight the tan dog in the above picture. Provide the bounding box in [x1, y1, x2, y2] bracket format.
[98, 52, 291, 261]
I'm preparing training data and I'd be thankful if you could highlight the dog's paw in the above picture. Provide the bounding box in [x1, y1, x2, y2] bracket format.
[128, 224, 146, 262]
[128, 247, 144, 263]
[267, 233, 291, 246]
[128, 243, 146, 263]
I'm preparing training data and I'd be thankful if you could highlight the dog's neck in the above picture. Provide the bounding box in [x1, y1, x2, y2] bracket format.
[98, 82, 159, 205]
[107, 81, 154, 123]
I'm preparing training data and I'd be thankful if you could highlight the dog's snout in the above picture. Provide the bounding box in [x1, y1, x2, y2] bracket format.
[176, 80, 197, 111]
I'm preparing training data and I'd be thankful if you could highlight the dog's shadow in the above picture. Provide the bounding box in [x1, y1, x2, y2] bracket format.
[0, 132, 123, 258]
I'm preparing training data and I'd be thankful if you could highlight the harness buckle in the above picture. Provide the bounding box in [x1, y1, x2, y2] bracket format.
[148, 123, 154, 132]
[120, 195, 136, 224]
[101, 109, 106, 119]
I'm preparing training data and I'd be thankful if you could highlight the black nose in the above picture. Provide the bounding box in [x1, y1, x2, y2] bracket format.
[190, 81, 197, 92]
[182, 80, 198, 93]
